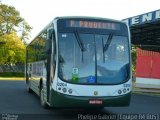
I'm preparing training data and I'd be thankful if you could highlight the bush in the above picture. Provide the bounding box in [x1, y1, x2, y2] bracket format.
[0, 72, 24, 77]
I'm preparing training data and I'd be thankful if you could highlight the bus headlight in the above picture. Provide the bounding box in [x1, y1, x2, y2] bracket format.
[127, 88, 130, 91]
[123, 88, 126, 93]
[58, 87, 61, 91]
[68, 89, 72, 94]
[62, 88, 67, 93]
[118, 90, 122, 94]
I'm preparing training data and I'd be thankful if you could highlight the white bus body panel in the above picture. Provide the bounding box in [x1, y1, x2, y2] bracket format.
[51, 78, 132, 97]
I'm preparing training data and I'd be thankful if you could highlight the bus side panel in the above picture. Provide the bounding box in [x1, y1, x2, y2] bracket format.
[26, 29, 48, 97]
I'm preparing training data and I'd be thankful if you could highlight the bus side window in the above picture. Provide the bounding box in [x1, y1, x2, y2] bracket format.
[38, 32, 47, 61]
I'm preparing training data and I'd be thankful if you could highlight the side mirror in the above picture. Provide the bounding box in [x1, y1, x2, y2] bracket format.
[46, 29, 53, 54]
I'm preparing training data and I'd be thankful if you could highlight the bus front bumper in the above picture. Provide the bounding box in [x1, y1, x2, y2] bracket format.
[50, 90, 131, 108]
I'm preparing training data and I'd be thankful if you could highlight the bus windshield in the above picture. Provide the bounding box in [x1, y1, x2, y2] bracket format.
[58, 32, 130, 84]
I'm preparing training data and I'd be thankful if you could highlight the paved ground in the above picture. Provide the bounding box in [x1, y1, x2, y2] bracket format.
[0, 80, 160, 120]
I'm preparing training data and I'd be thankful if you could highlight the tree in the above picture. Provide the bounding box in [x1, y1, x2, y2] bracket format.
[0, 4, 32, 42]
[0, 32, 26, 64]
[131, 45, 136, 81]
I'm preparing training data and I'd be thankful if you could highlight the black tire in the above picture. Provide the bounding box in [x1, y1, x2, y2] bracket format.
[40, 88, 48, 109]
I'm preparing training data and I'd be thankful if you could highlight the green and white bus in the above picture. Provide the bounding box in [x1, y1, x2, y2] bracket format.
[25, 17, 132, 108]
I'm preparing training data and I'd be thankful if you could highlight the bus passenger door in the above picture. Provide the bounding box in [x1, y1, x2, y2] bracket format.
[46, 29, 55, 103]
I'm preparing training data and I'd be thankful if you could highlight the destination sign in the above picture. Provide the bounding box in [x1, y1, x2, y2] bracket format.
[66, 20, 120, 30]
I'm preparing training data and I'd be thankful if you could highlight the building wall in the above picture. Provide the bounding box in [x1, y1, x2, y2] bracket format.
[136, 47, 160, 86]
[136, 48, 160, 78]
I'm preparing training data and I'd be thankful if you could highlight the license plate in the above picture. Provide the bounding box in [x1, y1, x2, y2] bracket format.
[89, 99, 103, 105]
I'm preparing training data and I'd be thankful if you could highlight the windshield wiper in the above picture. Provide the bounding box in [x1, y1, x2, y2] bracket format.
[74, 31, 86, 52]
[74, 31, 86, 62]
[102, 37, 105, 63]
[103, 33, 113, 52]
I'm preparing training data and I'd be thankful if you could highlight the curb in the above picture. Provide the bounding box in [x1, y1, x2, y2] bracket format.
[133, 88, 160, 94]
[133, 83, 160, 94]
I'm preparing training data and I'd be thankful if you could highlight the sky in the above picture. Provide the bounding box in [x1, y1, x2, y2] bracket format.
[1, 0, 160, 42]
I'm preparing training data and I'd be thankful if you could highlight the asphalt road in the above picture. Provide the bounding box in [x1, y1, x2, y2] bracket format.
[0, 80, 160, 120]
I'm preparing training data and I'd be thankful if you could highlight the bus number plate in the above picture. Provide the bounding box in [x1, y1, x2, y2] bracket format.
[89, 99, 103, 105]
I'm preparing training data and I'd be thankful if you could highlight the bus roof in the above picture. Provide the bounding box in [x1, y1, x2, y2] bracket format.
[27, 16, 127, 46]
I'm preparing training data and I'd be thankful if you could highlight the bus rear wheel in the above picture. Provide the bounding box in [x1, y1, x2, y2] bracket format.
[40, 88, 48, 109]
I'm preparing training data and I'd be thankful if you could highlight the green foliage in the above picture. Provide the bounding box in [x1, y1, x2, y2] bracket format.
[0, 4, 32, 42]
[131, 45, 136, 81]
[131, 46, 136, 71]
[0, 32, 26, 64]
[0, 72, 24, 77]
[0, 3, 32, 65]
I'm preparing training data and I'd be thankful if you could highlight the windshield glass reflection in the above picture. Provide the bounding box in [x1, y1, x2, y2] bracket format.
[58, 33, 130, 84]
